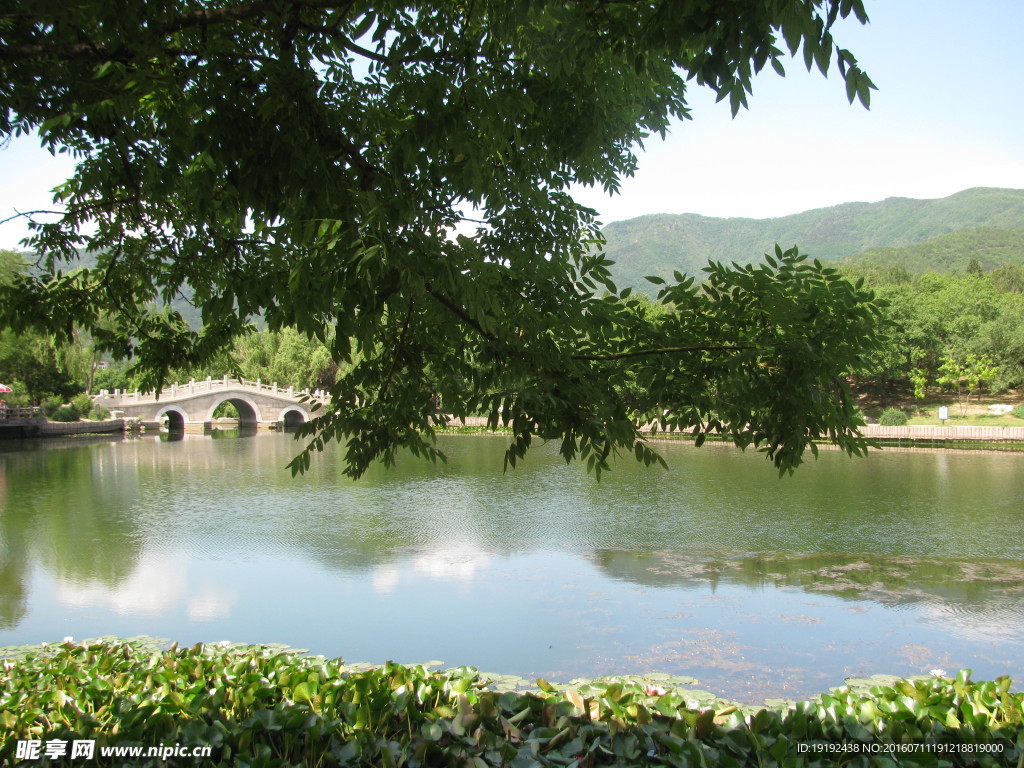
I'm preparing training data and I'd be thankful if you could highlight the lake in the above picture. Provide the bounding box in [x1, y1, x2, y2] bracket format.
[1, 432, 1022, 703]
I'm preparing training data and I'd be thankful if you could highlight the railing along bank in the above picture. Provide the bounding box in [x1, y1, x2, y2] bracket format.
[0, 406, 44, 420]
[859, 423, 1024, 442]
[450, 417, 1024, 443]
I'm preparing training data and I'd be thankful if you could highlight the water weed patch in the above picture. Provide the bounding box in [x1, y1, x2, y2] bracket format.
[1, 640, 1021, 766]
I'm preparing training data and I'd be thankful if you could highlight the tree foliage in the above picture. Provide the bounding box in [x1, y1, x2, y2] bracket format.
[936, 353, 1000, 417]
[0, 249, 29, 285]
[0, 0, 882, 477]
[847, 265, 1024, 395]
[231, 327, 339, 392]
[0, 329, 81, 404]
[0, 249, 82, 402]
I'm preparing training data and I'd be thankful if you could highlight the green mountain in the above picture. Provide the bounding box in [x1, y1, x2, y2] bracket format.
[840, 226, 1024, 274]
[600, 187, 1024, 292]
[36, 249, 207, 329]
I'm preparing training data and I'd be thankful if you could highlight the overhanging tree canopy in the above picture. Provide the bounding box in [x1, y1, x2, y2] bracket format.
[0, 0, 883, 477]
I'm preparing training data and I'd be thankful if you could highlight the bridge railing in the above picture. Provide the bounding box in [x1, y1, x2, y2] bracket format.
[95, 375, 331, 403]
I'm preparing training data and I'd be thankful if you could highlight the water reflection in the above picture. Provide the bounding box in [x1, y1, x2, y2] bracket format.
[588, 550, 1024, 608]
[210, 427, 259, 440]
[55, 557, 186, 616]
[0, 433, 1021, 702]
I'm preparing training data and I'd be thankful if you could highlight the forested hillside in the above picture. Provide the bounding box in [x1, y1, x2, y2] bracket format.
[841, 227, 1024, 274]
[602, 187, 1024, 294]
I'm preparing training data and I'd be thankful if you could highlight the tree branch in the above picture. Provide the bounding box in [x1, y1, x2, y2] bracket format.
[572, 344, 757, 361]
[423, 282, 496, 342]
[0, 209, 65, 226]
[0, 0, 350, 62]
[422, 281, 760, 363]
[377, 297, 416, 403]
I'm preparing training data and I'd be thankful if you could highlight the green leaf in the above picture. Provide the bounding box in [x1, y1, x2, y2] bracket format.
[536, 678, 556, 693]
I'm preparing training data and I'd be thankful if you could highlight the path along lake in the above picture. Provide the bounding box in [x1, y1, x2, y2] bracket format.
[1, 432, 1022, 703]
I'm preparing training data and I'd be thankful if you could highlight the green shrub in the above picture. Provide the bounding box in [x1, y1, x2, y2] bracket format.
[90, 405, 111, 421]
[71, 393, 94, 418]
[49, 404, 80, 422]
[0, 640, 1021, 768]
[1014, 405, 1024, 419]
[878, 407, 908, 426]
[43, 397, 81, 421]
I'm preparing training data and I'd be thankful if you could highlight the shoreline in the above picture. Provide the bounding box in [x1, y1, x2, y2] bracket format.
[436, 418, 1024, 449]
[0, 417, 126, 440]
[3, 418, 1024, 456]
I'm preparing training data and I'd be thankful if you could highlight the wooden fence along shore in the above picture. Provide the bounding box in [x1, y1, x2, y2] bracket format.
[859, 424, 1024, 443]
[0, 406, 43, 420]
[448, 417, 1024, 445]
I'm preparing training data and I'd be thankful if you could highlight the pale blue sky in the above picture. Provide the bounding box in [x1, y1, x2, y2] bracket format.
[2, 0, 1022, 249]
[574, 0, 1024, 222]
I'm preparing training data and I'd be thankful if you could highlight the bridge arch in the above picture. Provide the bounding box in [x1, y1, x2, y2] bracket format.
[157, 406, 188, 432]
[92, 376, 330, 429]
[205, 396, 262, 428]
[280, 407, 308, 429]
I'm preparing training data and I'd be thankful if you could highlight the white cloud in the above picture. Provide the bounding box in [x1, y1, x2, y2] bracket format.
[53, 552, 237, 620]
[412, 547, 491, 582]
[187, 584, 238, 620]
[372, 565, 401, 595]
[55, 556, 186, 616]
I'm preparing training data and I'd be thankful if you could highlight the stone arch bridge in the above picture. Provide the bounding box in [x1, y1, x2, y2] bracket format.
[92, 376, 330, 432]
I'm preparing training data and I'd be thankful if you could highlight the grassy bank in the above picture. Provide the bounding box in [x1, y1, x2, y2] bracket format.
[859, 387, 1024, 428]
[1, 639, 1021, 767]
[906, 413, 1024, 427]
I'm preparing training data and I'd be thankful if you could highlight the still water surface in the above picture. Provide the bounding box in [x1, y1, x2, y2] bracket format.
[1, 433, 1022, 702]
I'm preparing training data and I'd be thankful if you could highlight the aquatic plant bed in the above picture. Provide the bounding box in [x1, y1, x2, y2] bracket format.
[1, 640, 1022, 767]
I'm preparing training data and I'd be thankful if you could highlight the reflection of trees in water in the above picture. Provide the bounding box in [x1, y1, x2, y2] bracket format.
[0, 460, 28, 627]
[0, 561, 27, 629]
[0, 443, 145, 619]
[0, 514, 28, 629]
[0, 433, 298, 627]
[587, 550, 1024, 611]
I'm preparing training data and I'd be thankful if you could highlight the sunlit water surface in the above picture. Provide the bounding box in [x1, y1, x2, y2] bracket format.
[1, 432, 1022, 703]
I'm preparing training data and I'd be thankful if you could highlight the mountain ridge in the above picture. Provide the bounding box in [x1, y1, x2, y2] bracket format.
[600, 187, 1024, 292]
